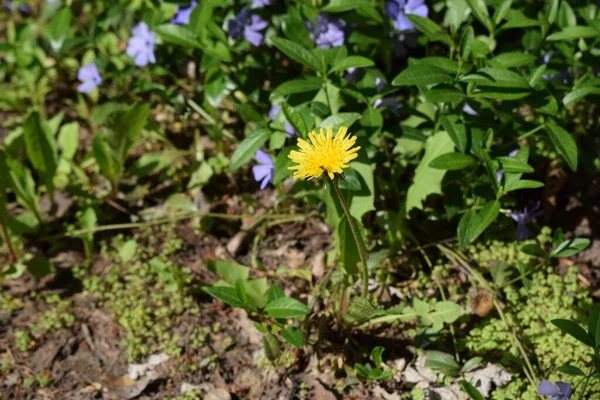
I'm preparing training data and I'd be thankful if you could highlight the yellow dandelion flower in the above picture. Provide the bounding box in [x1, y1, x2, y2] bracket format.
[288, 126, 360, 180]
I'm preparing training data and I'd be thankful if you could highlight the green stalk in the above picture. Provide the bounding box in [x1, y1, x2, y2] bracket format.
[329, 175, 369, 298]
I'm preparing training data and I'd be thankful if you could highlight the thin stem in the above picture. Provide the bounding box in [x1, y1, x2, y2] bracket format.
[45, 211, 314, 240]
[518, 124, 545, 141]
[329, 175, 369, 298]
[0, 219, 17, 263]
[578, 365, 594, 400]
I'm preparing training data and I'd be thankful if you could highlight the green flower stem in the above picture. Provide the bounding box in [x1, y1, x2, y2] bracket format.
[329, 175, 369, 298]
[0, 219, 17, 263]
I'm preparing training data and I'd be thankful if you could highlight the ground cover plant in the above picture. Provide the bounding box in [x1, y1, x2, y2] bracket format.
[1, 0, 599, 398]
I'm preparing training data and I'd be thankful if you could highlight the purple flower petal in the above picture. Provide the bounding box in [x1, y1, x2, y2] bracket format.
[78, 62, 99, 81]
[248, 15, 267, 31]
[284, 122, 297, 138]
[538, 380, 560, 396]
[171, 1, 198, 25]
[244, 27, 264, 47]
[252, 164, 272, 182]
[268, 104, 281, 121]
[255, 149, 274, 166]
[463, 103, 478, 116]
[556, 382, 572, 398]
[394, 13, 414, 31]
[77, 80, 97, 94]
[408, 4, 429, 18]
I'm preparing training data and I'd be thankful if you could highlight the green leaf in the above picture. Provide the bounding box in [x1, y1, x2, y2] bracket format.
[371, 346, 385, 366]
[545, 118, 578, 171]
[429, 153, 477, 170]
[546, 26, 600, 41]
[281, 326, 304, 348]
[203, 286, 243, 308]
[520, 244, 546, 258]
[425, 351, 460, 377]
[551, 319, 594, 347]
[467, 200, 500, 244]
[348, 297, 378, 323]
[503, 179, 544, 192]
[406, 131, 454, 213]
[272, 78, 323, 97]
[493, 0, 512, 25]
[264, 296, 311, 319]
[459, 26, 475, 61]
[440, 114, 468, 153]
[263, 334, 281, 360]
[460, 357, 483, 373]
[329, 56, 374, 74]
[57, 122, 79, 160]
[207, 260, 249, 285]
[557, 1, 576, 29]
[545, 0, 559, 25]
[49, 7, 72, 52]
[282, 103, 306, 134]
[322, 0, 370, 12]
[551, 238, 591, 258]
[229, 129, 271, 172]
[392, 65, 453, 86]
[459, 380, 485, 400]
[271, 37, 321, 72]
[589, 306, 600, 349]
[155, 24, 202, 48]
[563, 87, 600, 106]
[92, 133, 120, 187]
[491, 52, 537, 69]
[23, 111, 58, 180]
[461, 67, 531, 88]
[266, 285, 285, 304]
[234, 103, 264, 123]
[497, 157, 534, 173]
[273, 147, 293, 185]
[557, 365, 586, 376]
[424, 85, 465, 103]
[466, 0, 494, 33]
[406, 14, 452, 45]
[337, 217, 362, 275]
[319, 112, 361, 131]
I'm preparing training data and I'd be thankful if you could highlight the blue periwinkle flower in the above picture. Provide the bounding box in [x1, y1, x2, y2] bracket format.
[308, 14, 346, 49]
[6, 1, 31, 13]
[268, 105, 297, 138]
[252, 150, 274, 190]
[542, 51, 569, 84]
[126, 22, 156, 67]
[538, 380, 572, 400]
[77, 62, 102, 94]
[386, 0, 428, 31]
[228, 7, 268, 47]
[511, 202, 543, 242]
[251, 0, 274, 8]
[171, 1, 197, 25]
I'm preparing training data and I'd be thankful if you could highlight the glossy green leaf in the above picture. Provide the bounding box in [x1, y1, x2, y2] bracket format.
[281, 326, 304, 348]
[320, 112, 361, 131]
[229, 129, 271, 172]
[282, 103, 306, 134]
[467, 200, 500, 244]
[557, 365, 586, 376]
[203, 286, 243, 308]
[23, 111, 58, 179]
[322, 0, 370, 12]
[589, 306, 600, 349]
[563, 87, 600, 106]
[329, 55, 374, 74]
[272, 78, 323, 97]
[424, 85, 465, 103]
[466, 0, 494, 33]
[459, 26, 475, 61]
[545, 118, 578, 171]
[551, 319, 594, 347]
[551, 238, 591, 258]
[440, 114, 468, 153]
[503, 179, 544, 192]
[392, 65, 453, 86]
[425, 351, 460, 377]
[429, 153, 477, 170]
[459, 380, 485, 400]
[547, 26, 600, 41]
[371, 346, 385, 366]
[406, 14, 452, 45]
[155, 24, 201, 48]
[264, 296, 311, 318]
[271, 37, 321, 71]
